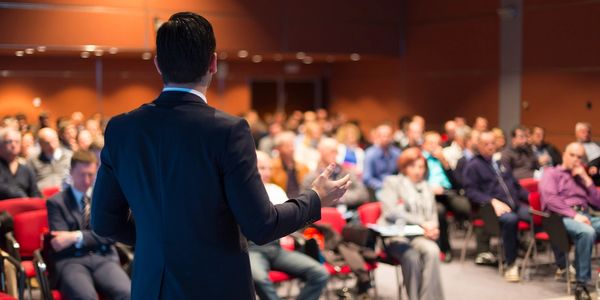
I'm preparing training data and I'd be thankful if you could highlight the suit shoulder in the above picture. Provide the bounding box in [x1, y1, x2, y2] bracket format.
[213, 109, 245, 129]
[46, 191, 66, 206]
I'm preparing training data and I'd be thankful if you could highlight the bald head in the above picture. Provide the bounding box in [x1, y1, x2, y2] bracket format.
[562, 142, 586, 170]
[318, 138, 339, 166]
[38, 127, 59, 156]
[256, 150, 272, 183]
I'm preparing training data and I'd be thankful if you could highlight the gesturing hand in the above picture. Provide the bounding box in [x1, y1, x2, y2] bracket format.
[311, 163, 351, 207]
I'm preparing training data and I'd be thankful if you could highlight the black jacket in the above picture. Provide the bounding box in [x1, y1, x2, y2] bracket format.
[91, 91, 321, 300]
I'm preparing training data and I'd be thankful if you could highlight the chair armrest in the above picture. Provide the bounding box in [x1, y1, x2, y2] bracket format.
[114, 243, 134, 264]
[4, 232, 20, 261]
[529, 208, 550, 218]
[32, 249, 53, 300]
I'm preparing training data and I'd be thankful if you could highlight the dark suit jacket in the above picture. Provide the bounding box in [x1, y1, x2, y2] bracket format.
[91, 91, 321, 300]
[47, 187, 118, 285]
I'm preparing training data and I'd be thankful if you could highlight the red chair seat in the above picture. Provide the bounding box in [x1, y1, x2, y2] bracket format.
[365, 262, 378, 271]
[535, 232, 549, 240]
[472, 219, 484, 227]
[21, 260, 35, 278]
[0, 293, 17, 300]
[51, 291, 63, 300]
[518, 221, 530, 231]
[324, 263, 352, 275]
[269, 271, 292, 283]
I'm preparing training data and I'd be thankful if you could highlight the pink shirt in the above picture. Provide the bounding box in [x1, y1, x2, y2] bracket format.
[539, 166, 600, 218]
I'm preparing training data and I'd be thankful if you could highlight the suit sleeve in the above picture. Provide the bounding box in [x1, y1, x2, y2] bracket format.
[222, 119, 321, 245]
[91, 121, 136, 245]
[463, 163, 493, 205]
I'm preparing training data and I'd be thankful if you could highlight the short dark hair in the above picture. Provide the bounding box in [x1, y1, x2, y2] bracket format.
[510, 125, 529, 138]
[71, 150, 97, 169]
[156, 12, 216, 84]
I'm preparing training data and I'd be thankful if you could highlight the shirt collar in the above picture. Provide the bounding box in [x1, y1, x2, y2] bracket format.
[70, 186, 85, 207]
[162, 87, 208, 104]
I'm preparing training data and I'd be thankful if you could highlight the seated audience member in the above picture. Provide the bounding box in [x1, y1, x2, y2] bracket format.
[58, 120, 78, 151]
[500, 125, 539, 180]
[575, 122, 600, 163]
[491, 127, 506, 155]
[530, 126, 562, 167]
[443, 125, 469, 170]
[363, 124, 401, 197]
[441, 120, 456, 147]
[28, 127, 72, 190]
[303, 138, 368, 211]
[270, 131, 309, 198]
[402, 121, 424, 150]
[0, 128, 41, 200]
[473, 116, 488, 132]
[47, 150, 130, 300]
[463, 131, 530, 282]
[335, 123, 365, 174]
[421, 131, 471, 261]
[539, 142, 600, 300]
[19, 131, 37, 162]
[454, 117, 467, 128]
[393, 115, 413, 149]
[454, 128, 478, 188]
[250, 151, 329, 300]
[77, 129, 93, 151]
[294, 121, 322, 172]
[258, 122, 283, 156]
[378, 147, 445, 300]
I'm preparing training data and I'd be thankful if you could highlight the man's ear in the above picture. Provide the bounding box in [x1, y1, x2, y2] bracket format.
[208, 52, 217, 75]
[153, 56, 162, 75]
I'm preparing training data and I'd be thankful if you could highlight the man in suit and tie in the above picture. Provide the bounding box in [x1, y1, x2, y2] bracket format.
[47, 150, 130, 300]
[91, 12, 350, 300]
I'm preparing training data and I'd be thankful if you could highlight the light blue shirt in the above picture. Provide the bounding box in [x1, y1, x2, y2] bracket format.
[363, 145, 401, 190]
[423, 151, 452, 189]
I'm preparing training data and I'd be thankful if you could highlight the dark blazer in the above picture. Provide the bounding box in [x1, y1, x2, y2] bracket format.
[91, 91, 321, 300]
[463, 154, 529, 209]
[47, 187, 118, 283]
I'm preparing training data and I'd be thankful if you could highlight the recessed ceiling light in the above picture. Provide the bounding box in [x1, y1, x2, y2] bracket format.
[296, 52, 306, 59]
[350, 53, 361, 61]
[37, 46, 46, 52]
[25, 48, 35, 55]
[81, 51, 90, 58]
[237, 50, 249, 58]
[251, 55, 263, 63]
[94, 49, 104, 56]
[15, 51, 24, 57]
[302, 56, 314, 64]
[141, 52, 152, 60]
[84, 45, 96, 52]
[108, 47, 118, 54]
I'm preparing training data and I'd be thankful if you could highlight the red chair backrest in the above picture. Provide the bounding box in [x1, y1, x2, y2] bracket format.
[316, 207, 346, 234]
[41, 186, 61, 199]
[529, 191, 543, 226]
[519, 178, 539, 194]
[13, 209, 48, 257]
[0, 198, 46, 217]
[357, 202, 382, 225]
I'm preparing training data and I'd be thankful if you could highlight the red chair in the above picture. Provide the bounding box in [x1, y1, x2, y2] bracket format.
[519, 178, 539, 194]
[7, 209, 48, 298]
[520, 191, 551, 278]
[0, 198, 45, 217]
[356, 202, 404, 300]
[41, 187, 60, 199]
[317, 207, 378, 297]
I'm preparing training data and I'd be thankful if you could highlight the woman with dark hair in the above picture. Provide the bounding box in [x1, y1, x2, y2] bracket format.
[378, 147, 444, 300]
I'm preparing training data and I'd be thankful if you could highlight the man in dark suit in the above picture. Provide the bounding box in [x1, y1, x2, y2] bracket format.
[91, 12, 349, 300]
[47, 150, 130, 300]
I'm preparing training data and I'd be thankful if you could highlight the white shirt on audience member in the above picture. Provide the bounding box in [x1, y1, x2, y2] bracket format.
[264, 183, 288, 205]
